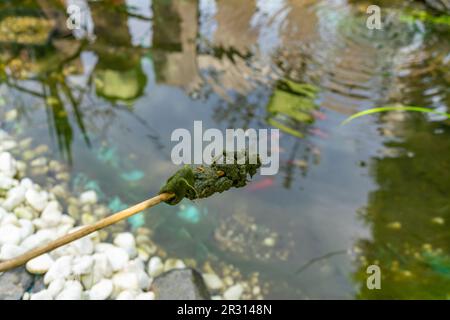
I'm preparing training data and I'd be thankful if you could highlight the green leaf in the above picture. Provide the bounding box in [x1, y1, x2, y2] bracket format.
[341, 105, 450, 125]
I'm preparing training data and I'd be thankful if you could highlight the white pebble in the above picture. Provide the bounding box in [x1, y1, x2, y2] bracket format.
[72, 255, 94, 275]
[40, 201, 63, 227]
[112, 272, 140, 292]
[80, 191, 98, 204]
[0, 224, 22, 245]
[20, 178, 33, 189]
[164, 258, 186, 272]
[116, 291, 135, 300]
[21, 229, 57, 251]
[0, 175, 17, 190]
[105, 246, 129, 272]
[30, 157, 47, 167]
[25, 188, 48, 212]
[224, 284, 244, 300]
[56, 224, 73, 237]
[0, 207, 7, 222]
[147, 256, 164, 277]
[2, 213, 18, 225]
[69, 234, 94, 255]
[93, 253, 113, 278]
[31, 218, 47, 230]
[0, 152, 17, 177]
[0, 244, 26, 260]
[2, 186, 26, 210]
[136, 292, 155, 300]
[263, 237, 276, 247]
[0, 140, 17, 152]
[95, 243, 116, 253]
[60, 215, 75, 226]
[18, 219, 34, 239]
[4, 110, 18, 122]
[48, 278, 65, 298]
[44, 256, 72, 284]
[81, 253, 113, 290]
[203, 273, 224, 290]
[26, 254, 54, 274]
[125, 259, 151, 290]
[30, 290, 53, 300]
[55, 280, 83, 300]
[89, 279, 113, 300]
[113, 232, 137, 258]
[14, 207, 35, 220]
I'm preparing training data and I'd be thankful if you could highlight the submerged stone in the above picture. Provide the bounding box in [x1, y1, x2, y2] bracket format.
[151, 268, 211, 300]
[0, 267, 33, 300]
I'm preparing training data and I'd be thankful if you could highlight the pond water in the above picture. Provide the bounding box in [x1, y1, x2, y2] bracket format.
[1, 0, 449, 299]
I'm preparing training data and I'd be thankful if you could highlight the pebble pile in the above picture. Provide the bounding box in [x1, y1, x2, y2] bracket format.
[0, 126, 266, 300]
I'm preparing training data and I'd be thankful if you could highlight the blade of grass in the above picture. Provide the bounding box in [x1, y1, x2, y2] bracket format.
[341, 105, 450, 125]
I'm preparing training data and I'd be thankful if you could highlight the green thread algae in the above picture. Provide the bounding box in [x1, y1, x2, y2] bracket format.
[159, 151, 261, 205]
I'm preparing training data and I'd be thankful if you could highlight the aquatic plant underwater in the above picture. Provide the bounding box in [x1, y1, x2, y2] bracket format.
[342, 105, 450, 125]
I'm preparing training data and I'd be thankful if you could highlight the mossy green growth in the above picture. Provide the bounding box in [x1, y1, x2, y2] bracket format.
[159, 151, 261, 205]
[400, 10, 450, 27]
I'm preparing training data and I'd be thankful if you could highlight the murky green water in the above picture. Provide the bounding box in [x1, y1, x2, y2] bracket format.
[1, 0, 449, 299]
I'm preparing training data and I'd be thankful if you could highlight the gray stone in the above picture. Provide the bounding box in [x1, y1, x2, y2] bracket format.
[29, 276, 46, 294]
[151, 268, 211, 300]
[0, 267, 34, 300]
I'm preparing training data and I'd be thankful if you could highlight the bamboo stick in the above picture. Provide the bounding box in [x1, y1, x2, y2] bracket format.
[0, 192, 174, 273]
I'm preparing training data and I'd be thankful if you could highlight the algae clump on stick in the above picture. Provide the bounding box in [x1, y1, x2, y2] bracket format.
[159, 151, 261, 205]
